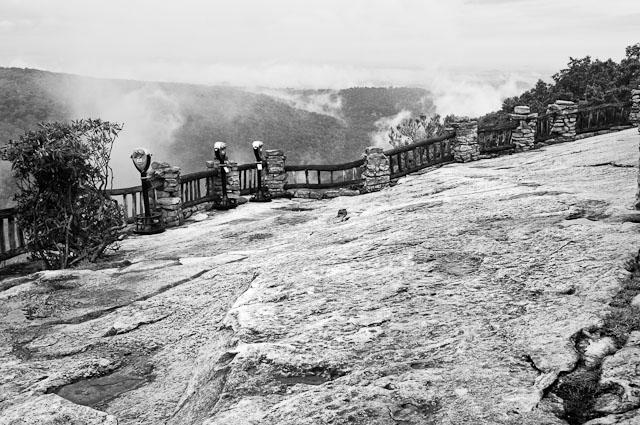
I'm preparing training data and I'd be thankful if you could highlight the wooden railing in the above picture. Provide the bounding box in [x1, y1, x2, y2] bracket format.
[105, 186, 144, 223]
[181, 170, 215, 208]
[535, 111, 558, 143]
[478, 122, 517, 154]
[576, 102, 632, 134]
[238, 163, 259, 195]
[0, 207, 26, 261]
[384, 133, 454, 180]
[2, 101, 636, 264]
[284, 159, 365, 190]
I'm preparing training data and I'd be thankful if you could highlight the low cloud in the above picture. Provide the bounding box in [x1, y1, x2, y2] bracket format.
[370, 109, 413, 149]
[428, 71, 540, 117]
[47, 80, 185, 187]
[250, 88, 345, 121]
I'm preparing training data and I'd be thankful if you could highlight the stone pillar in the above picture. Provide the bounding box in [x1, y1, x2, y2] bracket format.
[147, 162, 183, 227]
[637, 139, 640, 210]
[450, 119, 479, 162]
[226, 162, 240, 197]
[509, 105, 538, 151]
[547, 100, 578, 143]
[205, 161, 240, 199]
[264, 150, 287, 198]
[630, 88, 640, 127]
[636, 156, 640, 210]
[361, 147, 390, 193]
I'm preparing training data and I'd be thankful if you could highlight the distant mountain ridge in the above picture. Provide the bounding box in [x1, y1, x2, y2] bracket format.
[0, 67, 435, 206]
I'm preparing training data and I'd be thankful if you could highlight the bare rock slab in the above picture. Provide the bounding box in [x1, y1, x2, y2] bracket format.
[0, 394, 118, 425]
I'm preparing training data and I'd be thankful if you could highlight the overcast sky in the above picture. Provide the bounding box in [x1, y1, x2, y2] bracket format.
[0, 0, 639, 88]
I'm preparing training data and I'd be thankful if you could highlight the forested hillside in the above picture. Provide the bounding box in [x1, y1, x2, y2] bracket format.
[0, 68, 434, 206]
[479, 43, 640, 127]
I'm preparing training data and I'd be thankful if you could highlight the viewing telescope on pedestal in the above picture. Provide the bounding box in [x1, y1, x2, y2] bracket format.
[130, 148, 165, 234]
[250, 140, 271, 202]
[212, 142, 237, 210]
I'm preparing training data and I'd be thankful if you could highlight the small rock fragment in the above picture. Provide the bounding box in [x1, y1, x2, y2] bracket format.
[581, 335, 617, 370]
[332, 209, 350, 223]
[566, 206, 585, 220]
[594, 346, 640, 414]
[192, 213, 208, 222]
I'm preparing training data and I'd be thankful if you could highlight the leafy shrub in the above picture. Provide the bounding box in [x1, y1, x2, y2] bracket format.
[387, 113, 457, 147]
[0, 119, 124, 268]
[500, 43, 640, 114]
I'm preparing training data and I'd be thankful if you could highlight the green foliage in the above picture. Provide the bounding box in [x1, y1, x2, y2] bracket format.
[501, 43, 640, 114]
[389, 113, 456, 145]
[553, 369, 602, 424]
[0, 119, 124, 269]
[0, 69, 434, 205]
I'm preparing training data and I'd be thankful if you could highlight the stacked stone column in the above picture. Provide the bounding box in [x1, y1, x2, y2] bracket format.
[450, 119, 479, 162]
[361, 147, 390, 193]
[147, 162, 183, 227]
[264, 150, 287, 198]
[206, 161, 240, 199]
[509, 106, 538, 151]
[630, 88, 640, 129]
[547, 100, 578, 143]
[636, 156, 640, 210]
[635, 88, 640, 210]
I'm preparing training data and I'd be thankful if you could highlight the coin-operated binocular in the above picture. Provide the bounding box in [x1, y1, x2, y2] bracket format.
[250, 141, 271, 203]
[130, 148, 165, 234]
[213, 142, 237, 210]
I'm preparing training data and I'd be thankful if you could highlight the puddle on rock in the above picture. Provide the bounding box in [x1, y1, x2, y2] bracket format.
[276, 374, 332, 386]
[55, 367, 153, 408]
[275, 205, 315, 212]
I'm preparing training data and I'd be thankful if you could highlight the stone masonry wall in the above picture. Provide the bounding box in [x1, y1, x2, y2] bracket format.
[361, 147, 390, 193]
[637, 137, 640, 210]
[510, 106, 538, 151]
[631, 88, 640, 128]
[148, 162, 183, 227]
[206, 161, 240, 199]
[451, 119, 479, 162]
[264, 150, 287, 198]
[547, 100, 578, 143]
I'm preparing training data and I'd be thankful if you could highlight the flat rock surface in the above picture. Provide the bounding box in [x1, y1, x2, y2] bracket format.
[1, 129, 640, 424]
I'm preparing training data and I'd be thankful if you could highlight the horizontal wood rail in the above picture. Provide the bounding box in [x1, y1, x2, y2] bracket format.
[384, 133, 455, 180]
[284, 158, 365, 190]
[238, 163, 259, 196]
[478, 122, 517, 154]
[576, 102, 632, 134]
[1, 101, 635, 264]
[0, 207, 26, 261]
[105, 186, 144, 223]
[181, 170, 215, 208]
[535, 111, 558, 142]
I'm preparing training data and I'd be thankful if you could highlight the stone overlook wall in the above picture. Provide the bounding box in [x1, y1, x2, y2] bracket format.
[630, 89, 640, 126]
[147, 162, 183, 227]
[633, 89, 640, 209]
[206, 161, 240, 199]
[450, 119, 479, 162]
[361, 147, 390, 193]
[547, 100, 578, 143]
[510, 106, 538, 151]
[264, 150, 287, 197]
[134, 92, 640, 226]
